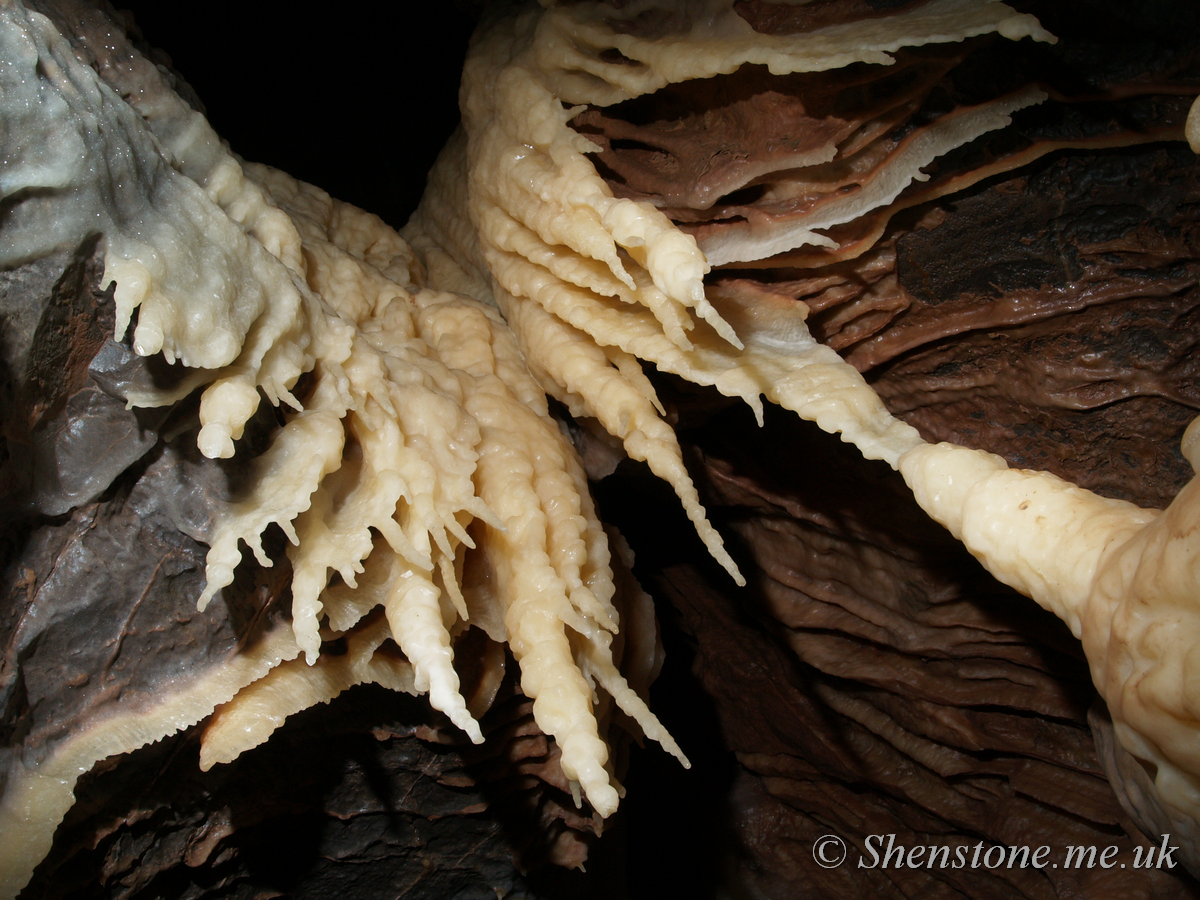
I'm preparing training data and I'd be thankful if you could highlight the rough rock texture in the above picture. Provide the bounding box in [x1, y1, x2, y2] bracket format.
[0, 236, 284, 777]
[871, 147, 1200, 508]
[582, 0, 1200, 896]
[4, 1, 1200, 899]
[575, 7, 1194, 270]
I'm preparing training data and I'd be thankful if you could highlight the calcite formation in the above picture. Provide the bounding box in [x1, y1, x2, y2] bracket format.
[1, 1, 1199, 898]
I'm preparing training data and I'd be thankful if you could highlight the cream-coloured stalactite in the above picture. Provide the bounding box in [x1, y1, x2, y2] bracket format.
[531, 0, 1053, 107]
[898, 430, 1200, 828]
[1188, 94, 1200, 154]
[3, 1, 1195, 897]
[0, 3, 691, 895]
[191, 161, 691, 812]
[194, 153, 692, 822]
[438, 0, 1053, 494]
[423, 143, 922, 462]
[499, 284, 745, 584]
[461, 0, 1055, 348]
[415, 290, 690, 816]
[189, 164, 497, 727]
[200, 616, 416, 770]
[422, 0, 1200, 850]
[0, 0, 338, 462]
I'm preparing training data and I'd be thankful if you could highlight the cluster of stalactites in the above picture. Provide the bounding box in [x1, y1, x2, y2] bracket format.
[408, 0, 1061, 583]
[418, 0, 1200, 852]
[155, 117, 691, 820]
[6, 1, 1200, 892]
[398, 0, 1065, 816]
[0, 1, 687, 862]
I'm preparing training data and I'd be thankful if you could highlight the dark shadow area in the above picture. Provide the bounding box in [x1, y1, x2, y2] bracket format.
[114, 3, 478, 230]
